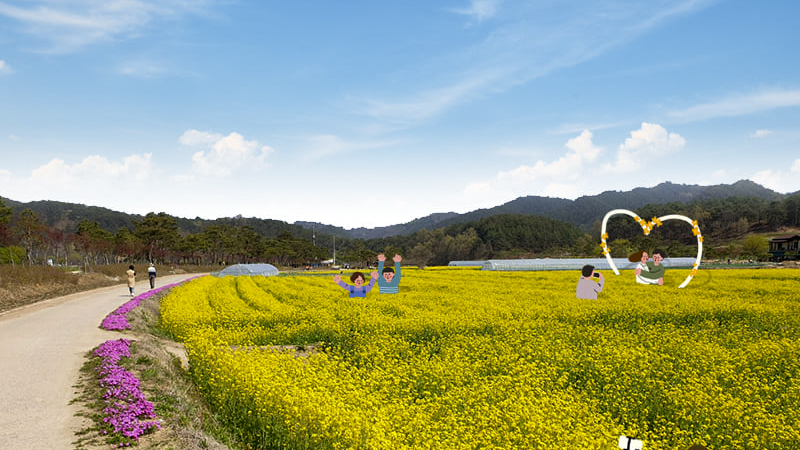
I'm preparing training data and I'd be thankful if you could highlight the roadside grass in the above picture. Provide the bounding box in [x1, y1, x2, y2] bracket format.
[73, 283, 242, 450]
[0, 263, 218, 314]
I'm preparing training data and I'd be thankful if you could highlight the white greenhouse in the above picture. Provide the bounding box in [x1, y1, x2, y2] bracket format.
[447, 260, 486, 267]
[214, 263, 280, 277]
[480, 258, 696, 272]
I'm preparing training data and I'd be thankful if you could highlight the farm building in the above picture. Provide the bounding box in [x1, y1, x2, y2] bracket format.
[768, 234, 800, 261]
[215, 263, 280, 277]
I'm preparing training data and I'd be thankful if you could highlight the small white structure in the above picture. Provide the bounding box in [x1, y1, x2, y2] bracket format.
[215, 263, 280, 277]
[480, 258, 695, 272]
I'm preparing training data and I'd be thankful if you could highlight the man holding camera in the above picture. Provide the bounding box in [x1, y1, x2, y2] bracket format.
[576, 264, 605, 300]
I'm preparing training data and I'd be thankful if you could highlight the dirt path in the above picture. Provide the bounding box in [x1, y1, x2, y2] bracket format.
[0, 274, 199, 449]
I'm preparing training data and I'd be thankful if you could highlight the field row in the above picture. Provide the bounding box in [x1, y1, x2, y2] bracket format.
[160, 268, 800, 449]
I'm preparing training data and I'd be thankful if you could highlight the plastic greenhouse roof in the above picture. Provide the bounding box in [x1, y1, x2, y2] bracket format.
[447, 261, 486, 267]
[479, 257, 696, 271]
[215, 263, 280, 277]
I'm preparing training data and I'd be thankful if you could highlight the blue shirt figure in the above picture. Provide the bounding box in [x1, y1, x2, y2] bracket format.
[334, 271, 377, 298]
[376, 254, 402, 294]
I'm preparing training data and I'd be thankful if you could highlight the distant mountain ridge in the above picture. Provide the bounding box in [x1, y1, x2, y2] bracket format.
[1, 179, 785, 239]
[296, 180, 783, 239]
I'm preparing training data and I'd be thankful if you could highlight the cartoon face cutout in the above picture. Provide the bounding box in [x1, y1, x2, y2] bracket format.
[640, 252, 649, 264]
[383, 271, 394, 283]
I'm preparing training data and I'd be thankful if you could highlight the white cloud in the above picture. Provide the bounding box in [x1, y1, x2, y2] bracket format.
[179, 129, 274, 177]
[29, 154, 154, 184]
[464, 129, 603, 202]
[450, 0, 501, 22]
[750, 159, 800, 194]
[750, 129, 772, 138]
[603, 123, 685, 173]
[669, 89, 800, 122]
[497, 130, 602, 184]
[0, 0, 217, 53]
[0, 59, 11, 74]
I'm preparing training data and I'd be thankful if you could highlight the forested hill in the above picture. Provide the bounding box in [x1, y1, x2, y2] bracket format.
[0, 198, 315, 240]
[299, 180, 785, 239]
[0, 179, 789, 241]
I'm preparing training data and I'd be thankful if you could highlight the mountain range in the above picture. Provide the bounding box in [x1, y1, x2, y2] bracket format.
[1, 179, 787, 240]
[296, 179, 785, 239]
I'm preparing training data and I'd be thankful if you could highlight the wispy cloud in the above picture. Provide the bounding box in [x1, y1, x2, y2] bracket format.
[750, 129, 773, 138]
[179, 129, 274, 177]
[450, 0, 501, 23]
[669, 89, 800, 122]
[0, 0, 218, 53]
[299, 133, 400, 162]
[0, 59, 11, 74]
[117, 58, 169, 78]
[358, 0, 714, 126]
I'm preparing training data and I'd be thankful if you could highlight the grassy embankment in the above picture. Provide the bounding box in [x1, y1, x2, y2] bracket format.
[0, 263, 218, 314]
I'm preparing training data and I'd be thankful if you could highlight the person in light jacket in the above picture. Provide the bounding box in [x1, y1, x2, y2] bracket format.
[576, 264, 604, 300]
[126, 265, 136, 297]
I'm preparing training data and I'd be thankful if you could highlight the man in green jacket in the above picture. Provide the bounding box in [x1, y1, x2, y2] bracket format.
[635, 249, 666, 285]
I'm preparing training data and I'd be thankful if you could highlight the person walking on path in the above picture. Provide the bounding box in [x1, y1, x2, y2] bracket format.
[148, 263, 157, 289]
[376, 254, 402, 294]
[126, 265, 136, 297]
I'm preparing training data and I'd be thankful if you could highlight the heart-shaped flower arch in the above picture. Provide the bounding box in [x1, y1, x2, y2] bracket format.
[600, 209, 703, 288]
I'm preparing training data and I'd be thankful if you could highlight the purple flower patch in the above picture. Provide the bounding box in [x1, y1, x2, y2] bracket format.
[93, 339, 160, 446]
[101, 276, 201, 331]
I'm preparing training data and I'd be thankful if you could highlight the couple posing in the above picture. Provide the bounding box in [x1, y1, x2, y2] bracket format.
[630, 249, 667, 285]
[333, 254, 402, 298]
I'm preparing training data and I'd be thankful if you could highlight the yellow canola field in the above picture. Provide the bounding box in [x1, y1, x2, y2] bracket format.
[160, 268, 800, 450]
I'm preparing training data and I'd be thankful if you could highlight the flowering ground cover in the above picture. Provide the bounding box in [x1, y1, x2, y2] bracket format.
[160, 268, 800, 450]
[92, 339, 161, 447]
[102, 277, 202, 331]
[89, 276, 201, 447]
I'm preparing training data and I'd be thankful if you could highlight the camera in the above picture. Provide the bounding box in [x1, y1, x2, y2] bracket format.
[618, 435, 643, 450]
[593, 272, 600, 278]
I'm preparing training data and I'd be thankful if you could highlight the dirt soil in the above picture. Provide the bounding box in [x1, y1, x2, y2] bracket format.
[0, 274, 198, 449]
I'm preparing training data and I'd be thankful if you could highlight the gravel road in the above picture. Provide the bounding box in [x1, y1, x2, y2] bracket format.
[0, 274, 199, 449]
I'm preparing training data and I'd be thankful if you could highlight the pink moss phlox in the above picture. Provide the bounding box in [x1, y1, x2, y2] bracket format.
[93, 339, 161, 445]
[101, 276, 203, 331]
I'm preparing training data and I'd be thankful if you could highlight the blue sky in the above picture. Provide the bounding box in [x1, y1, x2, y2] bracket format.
[1, 0, 798, 229]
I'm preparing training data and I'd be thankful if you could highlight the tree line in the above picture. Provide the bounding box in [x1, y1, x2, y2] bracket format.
[1, 193, 798, 269]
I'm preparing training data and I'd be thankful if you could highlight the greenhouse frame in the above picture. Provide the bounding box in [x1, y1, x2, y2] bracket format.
[478, 258, 697, 272]
[214, 263, 280, 277]
[447, 261, 486, 267]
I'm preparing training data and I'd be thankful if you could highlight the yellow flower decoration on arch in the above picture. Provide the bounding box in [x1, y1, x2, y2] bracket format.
[600, 209, 704, 288]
